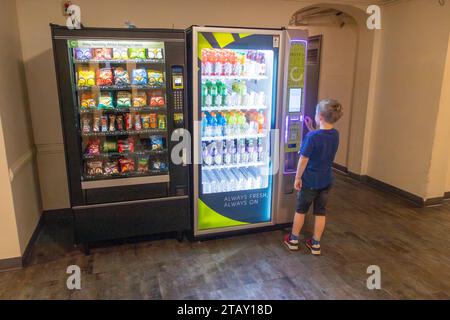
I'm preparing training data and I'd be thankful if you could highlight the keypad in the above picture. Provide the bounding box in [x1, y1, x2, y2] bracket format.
[174, 90, 184, 110]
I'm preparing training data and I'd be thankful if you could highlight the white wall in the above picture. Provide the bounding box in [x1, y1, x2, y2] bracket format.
[367, 0, 450, 198]
[307, 21, 358, 168]
[0, 0, 41, 260]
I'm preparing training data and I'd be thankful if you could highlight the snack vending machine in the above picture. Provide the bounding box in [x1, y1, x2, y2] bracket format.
[51, 25, 189, 252]
[187, 26, 288, 238]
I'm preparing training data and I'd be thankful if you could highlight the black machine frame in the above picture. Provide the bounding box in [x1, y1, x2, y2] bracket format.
[50, 25, 190, 252]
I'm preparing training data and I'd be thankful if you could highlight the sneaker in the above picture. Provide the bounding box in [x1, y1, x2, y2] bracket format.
[283, 234, 299, 251]
[305, 238, 321, 255]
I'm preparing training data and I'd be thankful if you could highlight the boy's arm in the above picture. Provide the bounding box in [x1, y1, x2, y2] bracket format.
[294, 155, 309, 191]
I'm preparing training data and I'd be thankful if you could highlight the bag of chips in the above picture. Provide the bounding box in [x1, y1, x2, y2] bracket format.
[80, 92, 96, 109]
[86, 160, 103, 176]
[98, 92, 113, 109]
[102, 140, 118, 152]
[131, 69, 148, 85]
[151, 157, 167, 170]
[114, 68, 130, 86]
[104, 161, 119, 175]
[147, 48, 164, 60]
[128, 48, 146, 60]
[77, 67, 95, 87]
[93, 48, 112, 60]
[119, 158, 135, 173]
[116, 91, 131, 108]
[96, 68, 114, 86]
[150, 96, 165, 107]
[86, 139, 101, 155]
[132, 91, 147, 107]
[147, 70, 164, 86]
[74, 48, 93, 60]
[151, 137, 164, 150]
[137, 157, 149, 172]
[113, 48, 128, 60]
[118, 138, 135, 153]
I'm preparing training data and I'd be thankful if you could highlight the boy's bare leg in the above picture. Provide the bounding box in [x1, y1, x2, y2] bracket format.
[313, 216, 326, 241]
[291, 212, 306, 237]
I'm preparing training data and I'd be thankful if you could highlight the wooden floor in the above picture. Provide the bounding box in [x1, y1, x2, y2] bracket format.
[1, 174, 449, 300]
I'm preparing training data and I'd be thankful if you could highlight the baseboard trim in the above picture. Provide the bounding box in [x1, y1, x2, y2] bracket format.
[344, 172, 445, 208]
[0, 256, 22, 272]
[21, 212, 46, 267]
[332, 163, 348, 174]
[363, 175, 428, 207]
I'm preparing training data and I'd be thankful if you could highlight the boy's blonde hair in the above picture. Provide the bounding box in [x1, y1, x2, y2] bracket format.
[316, 99, 343, 124]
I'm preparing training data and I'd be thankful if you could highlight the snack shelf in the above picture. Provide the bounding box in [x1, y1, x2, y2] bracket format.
[81, 128, 167, 137]
[202, 105, 268, 112]
[202, 133, 266, 141]
[79, 106, 166, 114]
[202, 161, 267, 170]
[74, 59, 165, 64]
[77, 84, 165, 91]
[83, 149, 167, 159]
[202, 75, 269, 81]
[83, 169, 169, 181]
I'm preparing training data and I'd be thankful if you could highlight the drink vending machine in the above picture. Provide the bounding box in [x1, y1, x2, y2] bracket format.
[187, 27, 308, 238]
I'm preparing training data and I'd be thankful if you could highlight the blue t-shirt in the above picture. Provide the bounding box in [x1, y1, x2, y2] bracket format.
[299, 129, 339, 189]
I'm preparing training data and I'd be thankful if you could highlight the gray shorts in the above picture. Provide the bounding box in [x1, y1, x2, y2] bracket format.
[296, 186, 331, 216]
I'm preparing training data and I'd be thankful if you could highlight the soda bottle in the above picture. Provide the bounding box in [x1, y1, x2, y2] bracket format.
[213, 50, 222, 76]
[209, 112, 218, 136]
[210, 82, 218, 106]
[257, 137, 265, 162]
[204, 111, 213, 137]
[208, 50, 217, 76]
[218, 111, 227, 136]
[257, 111, 265, 134]
[201, 50, 209, 76]
[236, 111, 246, 134]
[259, 52, 266, 76]
[230, 51, 238, 76]
[214, 140, 223, 165]
[237, 138, 246, 163]
[201, 112, 208, 135]
[247, 138, 257, 163]
[238, 52, 246, 76]
[227, 111, 237, 136]
[224, 140, 233, 164]
[204, 81, 212, 107]
[201, 83, 209, 107]
[204, 49, 213, 76]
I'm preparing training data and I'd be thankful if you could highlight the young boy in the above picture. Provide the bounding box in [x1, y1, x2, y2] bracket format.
[284, 99, 343, 255]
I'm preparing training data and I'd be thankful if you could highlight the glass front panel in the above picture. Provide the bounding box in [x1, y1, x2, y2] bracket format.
[68, 39, 169, 183]
[200, 48, 273, 192]
[196, 32, 279, 231]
